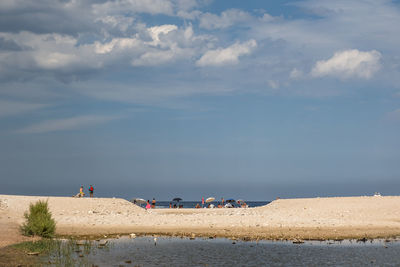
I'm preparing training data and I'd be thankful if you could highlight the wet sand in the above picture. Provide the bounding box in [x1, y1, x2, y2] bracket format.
[1, 194, 400, 247]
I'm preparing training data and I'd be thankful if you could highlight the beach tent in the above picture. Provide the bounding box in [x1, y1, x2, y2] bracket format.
[226, 199, 235, 203]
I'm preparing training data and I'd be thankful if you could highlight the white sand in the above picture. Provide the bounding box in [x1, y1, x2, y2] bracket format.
[1, 194, 400, 247]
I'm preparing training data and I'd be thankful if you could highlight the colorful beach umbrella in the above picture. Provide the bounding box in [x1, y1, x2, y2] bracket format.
[172, 197, 182, 202]
[132, 198, 146, 204]
[206, 197, 215, 203]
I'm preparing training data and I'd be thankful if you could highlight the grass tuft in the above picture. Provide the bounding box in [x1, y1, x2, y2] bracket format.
[20, 200, 56, 238]
[12, 239, 60, 254]
[11, 239, 98, 266]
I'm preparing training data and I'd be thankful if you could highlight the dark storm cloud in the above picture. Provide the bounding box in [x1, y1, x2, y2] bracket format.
[0, 13, 94, 36]
[0, 0, 97, 35]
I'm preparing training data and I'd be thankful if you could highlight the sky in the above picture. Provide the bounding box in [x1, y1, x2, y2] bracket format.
[0, 0, 400, 201]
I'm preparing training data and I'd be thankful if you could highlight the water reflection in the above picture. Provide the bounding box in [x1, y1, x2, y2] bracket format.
[59, 237, 400, 267]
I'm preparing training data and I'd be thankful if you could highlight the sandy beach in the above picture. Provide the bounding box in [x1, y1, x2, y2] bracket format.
[1, 194, 400, 247]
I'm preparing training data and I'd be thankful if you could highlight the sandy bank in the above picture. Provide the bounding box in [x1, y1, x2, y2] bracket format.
[1, 194, 400, 246]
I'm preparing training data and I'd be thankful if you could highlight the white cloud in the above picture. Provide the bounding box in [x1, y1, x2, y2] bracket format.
[94, 37, 142, 54]
[0, 100, 47, 117]
[147, 25, 178, 46]
[311, 49, 382, 79]
[196, 39, 257, 67]
[1, 0, 399, 103]
[131, 46, 188, 66]
[199, 9, 253, 29]
[0, 23, 214, 78]
[17, 115, 120, 134]
[0, 32, 103, 74]
[260, 13, 274, 22]
[34, 52, 81, 69]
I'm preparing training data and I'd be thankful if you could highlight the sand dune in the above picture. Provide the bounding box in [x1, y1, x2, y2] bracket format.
[1, 194, 400, 247]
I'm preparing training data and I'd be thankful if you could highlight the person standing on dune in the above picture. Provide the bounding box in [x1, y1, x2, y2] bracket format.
[79, 186, 85, 197]
[89, 185, 94, 197]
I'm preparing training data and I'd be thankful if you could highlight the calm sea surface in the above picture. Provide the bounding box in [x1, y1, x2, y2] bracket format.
[68, 237, 400, 267]
[136, 201, 271, 208]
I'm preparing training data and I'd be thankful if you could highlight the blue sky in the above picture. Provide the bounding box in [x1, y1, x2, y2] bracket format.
[0, 0, 399, 200]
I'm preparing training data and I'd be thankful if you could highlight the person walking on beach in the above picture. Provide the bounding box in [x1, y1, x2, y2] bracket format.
[151, 198, 156, 208]
[146, 200, 151, 210]
[89, 185, 94, 197]
[221, 197, 224, 205]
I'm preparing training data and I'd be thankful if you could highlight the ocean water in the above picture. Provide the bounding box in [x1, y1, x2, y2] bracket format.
[68, 237, 400, 267]
[136, 201, 271, 209]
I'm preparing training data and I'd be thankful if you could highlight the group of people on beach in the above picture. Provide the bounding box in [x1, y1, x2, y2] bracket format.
[195, 201, 248, 209]
[169, 203, 184, 208]
[139, 197, 247, 209]
[145, 198, 156, 209]
[166, 197, 247, 209]
[76, 185, 94, 198]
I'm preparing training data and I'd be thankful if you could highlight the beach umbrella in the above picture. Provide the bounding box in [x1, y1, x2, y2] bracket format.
[206, 197, 215, 203]
[226, 199, 235, 203]
[172, 197, 182, 202]
[132, 198, 146, 204]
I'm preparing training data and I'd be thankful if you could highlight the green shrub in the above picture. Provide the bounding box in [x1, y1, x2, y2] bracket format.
[20, 200, 56, 238]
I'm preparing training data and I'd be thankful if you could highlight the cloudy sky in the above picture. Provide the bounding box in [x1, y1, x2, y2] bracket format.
[1, 0, 400, 200]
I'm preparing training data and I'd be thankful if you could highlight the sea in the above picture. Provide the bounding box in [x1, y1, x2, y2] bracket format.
[56, 237, 400, 267]
[135, 200, 271, 208]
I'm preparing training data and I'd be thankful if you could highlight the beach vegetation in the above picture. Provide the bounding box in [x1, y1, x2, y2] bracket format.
[20, 200, 56, 238]
[12, 239, 60, 254]
[11, 239, 99, 266]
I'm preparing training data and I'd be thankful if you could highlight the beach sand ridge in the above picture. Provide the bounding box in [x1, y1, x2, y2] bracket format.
[1, 194, 400, 247]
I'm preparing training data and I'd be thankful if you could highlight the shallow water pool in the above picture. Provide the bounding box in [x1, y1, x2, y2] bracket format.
[56, 237, 400, 267]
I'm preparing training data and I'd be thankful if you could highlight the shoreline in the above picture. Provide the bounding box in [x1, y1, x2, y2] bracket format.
[56, 226, 400, 243]
[1, 194, 400, 247]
